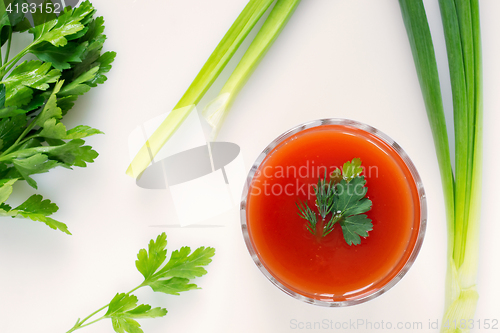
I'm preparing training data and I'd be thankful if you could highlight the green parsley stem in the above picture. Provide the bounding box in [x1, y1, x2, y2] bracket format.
[323, 214, 342, 237]
[66, 315, 106, 332]
[0, 42, 36, 79]
[3, 30, 12, 66]
[65, 305, 108, 333]
[0, 117, 38, 157]
[76, 304, 109, 326]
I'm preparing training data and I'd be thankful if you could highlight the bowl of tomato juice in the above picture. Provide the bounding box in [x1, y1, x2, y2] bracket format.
[241, 119, 426, 306]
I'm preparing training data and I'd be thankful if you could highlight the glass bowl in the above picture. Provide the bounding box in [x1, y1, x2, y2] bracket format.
[240, 118, 426, 307]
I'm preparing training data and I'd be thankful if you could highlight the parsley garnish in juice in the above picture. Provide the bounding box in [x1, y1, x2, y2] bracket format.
[297, 158, 373, 245]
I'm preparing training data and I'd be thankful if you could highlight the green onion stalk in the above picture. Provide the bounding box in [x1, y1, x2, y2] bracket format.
[126, 0, 274, 178]
[202, 0, 301, 140]
[126, 0, 301, 178]
[398, 1, 482, 332]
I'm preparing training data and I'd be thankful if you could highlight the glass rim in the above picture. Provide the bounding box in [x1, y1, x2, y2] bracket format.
[240, 118, 427, 307]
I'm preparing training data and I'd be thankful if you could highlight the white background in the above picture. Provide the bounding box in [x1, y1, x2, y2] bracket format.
[1, 0, 499, 332]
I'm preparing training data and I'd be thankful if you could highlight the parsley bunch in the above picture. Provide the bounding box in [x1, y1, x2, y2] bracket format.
[66, 232, 215, 333]
[297, 158, 373, 245]
[0, 1, 115, 234]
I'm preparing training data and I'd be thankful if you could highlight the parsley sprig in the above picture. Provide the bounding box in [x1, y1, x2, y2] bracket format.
[66, 233, 215, 333]
[297, 158, 373, 245]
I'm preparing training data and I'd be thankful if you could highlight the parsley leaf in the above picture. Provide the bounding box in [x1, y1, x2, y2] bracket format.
[155, 246, 215, 280]
[0, 192, 70, 234]
[296, 158, 373, 245]
[136, 233, 215, 295]
[333, 176, 373, 245]
[30, 41, 87, 70]
[0, 138, 99, 168]
[35, 80, 64, 125]
[12, 153, 62, 188]
[0, 0, 29, 45]
[40, 118, 103, 140]
[334, 176, 370, 217]
[31, 1, 94, 47]
[59, 66, 98, 96]
[0, 114, 27, 150]
[148, 277, 199, 296]
[341, 214, 373, 246]
[0, 178, 17, 203]
[342, 157, 363, 181]
[105, 293, 167, 333]
[57, 95, 78, 115]
[45, 139, 99, 167]
[136, 233, 168, 281]
[1, 60, 60, 107]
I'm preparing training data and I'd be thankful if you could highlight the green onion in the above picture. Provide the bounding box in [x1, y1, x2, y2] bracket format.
[203, 0, 301, 140]
[126, 0, 274, 177]
[127, 0, 300, 177]
[398, 0, 483, 331]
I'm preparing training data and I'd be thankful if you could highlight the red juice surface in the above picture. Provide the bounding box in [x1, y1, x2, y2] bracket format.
[246, 125, 421, 300]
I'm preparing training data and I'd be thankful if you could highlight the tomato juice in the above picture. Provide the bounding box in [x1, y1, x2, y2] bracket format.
[242, 120, 425, 304]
